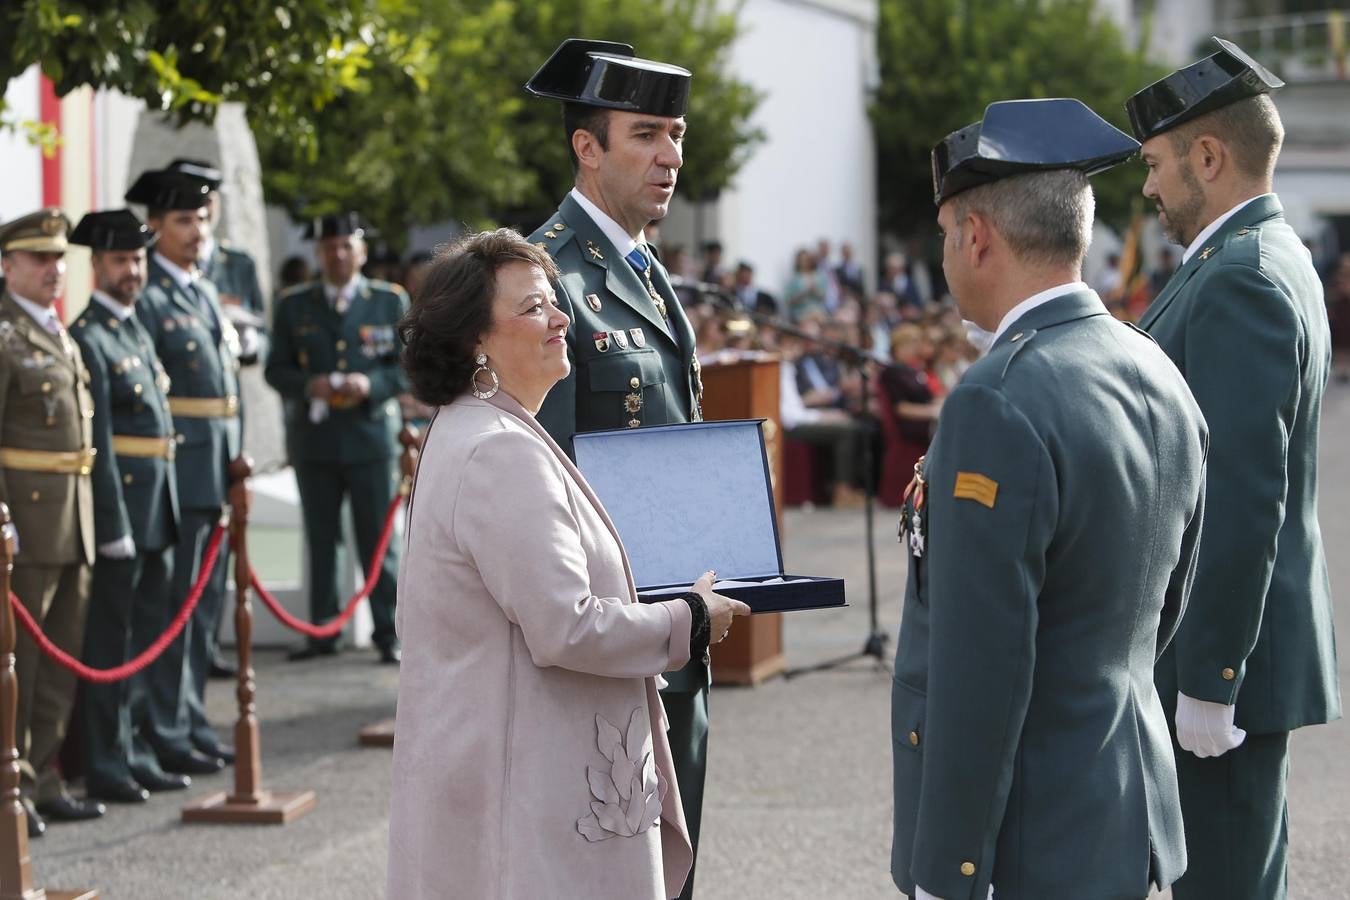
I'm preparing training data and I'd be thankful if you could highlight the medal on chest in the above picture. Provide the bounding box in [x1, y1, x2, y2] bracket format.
[899, 455, 927, 558]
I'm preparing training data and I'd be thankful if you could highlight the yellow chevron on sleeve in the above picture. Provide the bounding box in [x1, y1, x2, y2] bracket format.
[953, 471, 999, 509]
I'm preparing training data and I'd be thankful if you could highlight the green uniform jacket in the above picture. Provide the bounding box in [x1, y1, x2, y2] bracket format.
[531, 194, 703, 458]
[1141, 194, 1341, 734]
[70, 299, 179, 552]
[531, 195, 706, 693]
[891, 291, 1207, 900]
[203, 240, 268, 363]
[135, 257, 242, 511]
[0, 293, 96, 566]
[265, 277, 408, 465]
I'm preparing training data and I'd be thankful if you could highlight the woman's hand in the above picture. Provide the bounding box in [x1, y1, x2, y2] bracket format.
[692, 570, 751, 644]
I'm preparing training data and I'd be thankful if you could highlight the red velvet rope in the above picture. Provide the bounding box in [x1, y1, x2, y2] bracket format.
[251, 494, 402, 639]
[8, 524, 227, 683]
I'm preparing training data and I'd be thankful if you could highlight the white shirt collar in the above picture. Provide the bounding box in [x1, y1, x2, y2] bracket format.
[9, 292, 61, 331]
[92, 290, 135, 321]
[1181, 194, 1270, 265]
[570, 187, 643, 258]
[991, 281, 1089, 345]
[323, 275, 361, 303]
[153, 251, 196, 289]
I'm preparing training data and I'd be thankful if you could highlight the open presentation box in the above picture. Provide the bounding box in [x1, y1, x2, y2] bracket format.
[573, 419, 846, 613]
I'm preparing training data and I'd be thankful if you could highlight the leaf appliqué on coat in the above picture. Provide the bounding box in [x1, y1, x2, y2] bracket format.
[577, 709, 663, 842]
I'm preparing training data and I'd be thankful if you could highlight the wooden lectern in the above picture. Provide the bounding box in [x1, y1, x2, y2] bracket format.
[698, 354, 788, 685]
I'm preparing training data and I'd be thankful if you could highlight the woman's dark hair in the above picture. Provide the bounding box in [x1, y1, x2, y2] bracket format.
[398, 228, 559, 406]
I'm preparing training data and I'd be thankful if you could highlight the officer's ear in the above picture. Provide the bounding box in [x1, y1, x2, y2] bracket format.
[961, 210, 994, 269]
[572, 127, 605, 172]
[1189, 133, 1229, 184]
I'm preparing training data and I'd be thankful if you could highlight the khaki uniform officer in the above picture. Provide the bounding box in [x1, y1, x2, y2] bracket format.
[525, 40, 707, 900]
[0, 208, 103, 835]
[1127, 39, 1340, 899]
[125, 167, 240, 775]
[69, 209, 192, 804]
[265, 212, 407, 664]
[890, 100, 1207, 900]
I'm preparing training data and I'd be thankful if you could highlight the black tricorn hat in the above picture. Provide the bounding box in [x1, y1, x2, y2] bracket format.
[931, 98, 1139, 205]
[304, 212, 365, 240]
[125, 169, 213, 211]
[525, 38, 691, 117]
[70, 209, 156, 251]
[167, 158, 224, 191]
[1125, 37, 1284, 143]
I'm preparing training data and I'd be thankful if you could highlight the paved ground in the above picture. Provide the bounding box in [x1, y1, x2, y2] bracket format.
[29, 378, 1350, 898]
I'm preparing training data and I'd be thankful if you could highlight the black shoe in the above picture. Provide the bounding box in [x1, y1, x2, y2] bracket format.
[86, 778, 151, 804]
[209, 658, 237, 679]
[378, 641, 402, 665]
[287, 642, 338, 662]
[158, 747, 226, 775]
[22, 798, 45, 837]
[35, 794, 105, 822]
[129, 768, 191, 792]
[193, 736, 235, 765]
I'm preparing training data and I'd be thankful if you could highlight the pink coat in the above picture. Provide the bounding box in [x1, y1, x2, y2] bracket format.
[387, 391, 694, 899]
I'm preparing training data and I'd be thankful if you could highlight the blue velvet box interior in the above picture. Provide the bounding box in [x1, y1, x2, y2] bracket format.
[573, 420, 846, 613]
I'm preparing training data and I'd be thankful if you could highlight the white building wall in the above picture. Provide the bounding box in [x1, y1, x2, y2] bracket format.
[0, 67, 44, 221]
[662, 0, 879, 296]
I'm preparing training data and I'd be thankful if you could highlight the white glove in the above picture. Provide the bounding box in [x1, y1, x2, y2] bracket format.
[1175, 691, 1246, 758]
[238, 325, 261, 359]
[97, 535, 136, 560]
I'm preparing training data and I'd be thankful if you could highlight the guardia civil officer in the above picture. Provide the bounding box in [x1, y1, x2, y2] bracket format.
[127, 167, 240, 775]
[68, 210, 192, 803]
[524, 40, 709, 899]
[1127, 38, 1340, 899]
[0, 209, 103, 835]
[166, 158, 267, 368]
[165, 158, 259, 683]
[264, 213, 407, 664]
[890, 99, 1208, 900]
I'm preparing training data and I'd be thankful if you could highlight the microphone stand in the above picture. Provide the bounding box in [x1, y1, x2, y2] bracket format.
[673, 278, 890, 677]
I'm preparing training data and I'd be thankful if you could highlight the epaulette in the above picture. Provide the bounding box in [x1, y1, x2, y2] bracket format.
[530, 217, 577, 258]
[997, 327, 1039, 381]
[276, 281, 317, 302]
[1120, 319, 1159, 345]
[367, 278, 409, 298]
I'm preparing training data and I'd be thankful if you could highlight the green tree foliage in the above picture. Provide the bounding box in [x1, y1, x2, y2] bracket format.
[257, 0, 762, 247]
[873, 0, 1166, 237]
[1, 0, 760, 247]
[0, 0, 394, 155]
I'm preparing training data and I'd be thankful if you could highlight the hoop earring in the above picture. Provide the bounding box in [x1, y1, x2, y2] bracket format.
[471, 353, 500, 400]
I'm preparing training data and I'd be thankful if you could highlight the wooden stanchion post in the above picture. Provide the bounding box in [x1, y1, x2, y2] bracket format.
[0, 504, 95, 900]
[358, 425, 420, 749]
[183, 459, 316, 824]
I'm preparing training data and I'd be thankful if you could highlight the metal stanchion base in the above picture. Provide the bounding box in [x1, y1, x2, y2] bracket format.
[357, 718, 395, 747]
[181, 790, 316, 825]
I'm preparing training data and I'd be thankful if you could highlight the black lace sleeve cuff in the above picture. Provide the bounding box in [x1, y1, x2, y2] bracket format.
[680, 592, 710, 662]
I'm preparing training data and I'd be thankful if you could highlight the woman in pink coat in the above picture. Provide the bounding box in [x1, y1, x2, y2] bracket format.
[387, 229, 749, 899]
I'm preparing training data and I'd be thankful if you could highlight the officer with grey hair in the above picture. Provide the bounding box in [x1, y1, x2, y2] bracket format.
[890, 99, 1209, 900]
[1128, 38, 1339, 899]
